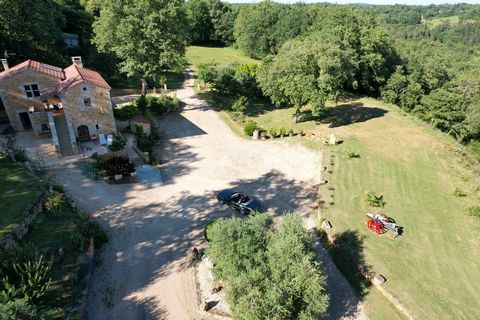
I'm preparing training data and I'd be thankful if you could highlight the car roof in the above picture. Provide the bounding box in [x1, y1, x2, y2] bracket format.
[218, 189, 239, 198]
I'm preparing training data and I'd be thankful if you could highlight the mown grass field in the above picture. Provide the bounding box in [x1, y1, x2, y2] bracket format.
[319, 99, 480, 320]
[190, 45, 480, 320]
[186, 45, 258, 70]
[0, 156, 40, 236]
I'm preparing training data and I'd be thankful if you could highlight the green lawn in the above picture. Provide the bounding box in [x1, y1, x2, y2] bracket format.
[23, 209, 82, 319]
[320, 103, 480, 319]
[217, 97, 480, 319]
[186, 45, 258, 70]
[0, 156, 41, 236]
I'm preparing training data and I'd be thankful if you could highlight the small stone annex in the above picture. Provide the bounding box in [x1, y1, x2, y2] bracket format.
[0, 57, 116, 156]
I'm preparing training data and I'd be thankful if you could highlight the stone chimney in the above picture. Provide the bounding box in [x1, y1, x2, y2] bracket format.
[71, 56, 83, 68]
[1, 59, 9, 71]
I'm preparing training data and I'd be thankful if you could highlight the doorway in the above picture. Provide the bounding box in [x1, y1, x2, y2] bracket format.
[0, 97, 9, 124]
[19, 112, 32, 130]
[77, 125, 91, 142]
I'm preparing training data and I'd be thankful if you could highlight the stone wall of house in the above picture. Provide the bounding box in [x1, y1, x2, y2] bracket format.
[0, 71, 60, 134]
[61, 82, 116, 140]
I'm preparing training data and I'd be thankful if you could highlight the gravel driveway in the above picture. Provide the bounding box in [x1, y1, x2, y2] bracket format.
[49, 72, 365, 320]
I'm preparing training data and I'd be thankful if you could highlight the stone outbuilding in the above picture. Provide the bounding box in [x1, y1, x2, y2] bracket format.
[0, 57, 116, 156]
[130, 114, 151, 136]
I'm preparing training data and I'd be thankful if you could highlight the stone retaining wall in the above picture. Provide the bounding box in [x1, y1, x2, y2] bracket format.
[0, 191, 47, 251]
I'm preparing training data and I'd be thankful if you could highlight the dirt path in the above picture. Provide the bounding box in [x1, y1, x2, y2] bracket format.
[50, 72, 366, 320]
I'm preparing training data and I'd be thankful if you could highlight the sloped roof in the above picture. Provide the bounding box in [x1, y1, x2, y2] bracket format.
[0, 60, 65, 81]
[0, 59, 111, 99]
[40, 65, 111, 99]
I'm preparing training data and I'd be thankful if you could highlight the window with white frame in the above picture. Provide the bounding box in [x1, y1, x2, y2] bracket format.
[24, 84, 40, 98]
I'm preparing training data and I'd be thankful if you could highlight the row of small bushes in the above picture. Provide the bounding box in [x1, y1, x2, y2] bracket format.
[113, 94, 179, 121]
[243, 121, 295, 138]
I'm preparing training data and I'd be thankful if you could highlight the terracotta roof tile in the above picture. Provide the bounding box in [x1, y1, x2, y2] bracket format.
[40, 64, 111, 99]
[0, 59, 111, 99]
[0, 59, 65, 81]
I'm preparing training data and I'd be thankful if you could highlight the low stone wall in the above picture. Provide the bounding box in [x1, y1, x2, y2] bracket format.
[115, 119, 130, 132]
[0, 191, 47, 251]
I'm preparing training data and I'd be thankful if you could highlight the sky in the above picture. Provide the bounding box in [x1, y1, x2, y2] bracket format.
[225, 0, 480, 5]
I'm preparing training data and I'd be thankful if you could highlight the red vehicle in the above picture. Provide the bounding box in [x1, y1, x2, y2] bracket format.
[366, 213, 402, 236]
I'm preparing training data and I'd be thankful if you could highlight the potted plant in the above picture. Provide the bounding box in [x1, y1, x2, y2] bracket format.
[288, 129, 294, 137]
[279, 127, 287, 137]
[268, 127, 277, 139]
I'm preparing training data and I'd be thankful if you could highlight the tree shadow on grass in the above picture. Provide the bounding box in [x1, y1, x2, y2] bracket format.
[298, 104, 388, 128]
[324, 230, 373, 298]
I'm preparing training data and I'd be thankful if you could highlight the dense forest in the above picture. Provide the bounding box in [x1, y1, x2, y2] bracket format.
[1, 0, 479, 155]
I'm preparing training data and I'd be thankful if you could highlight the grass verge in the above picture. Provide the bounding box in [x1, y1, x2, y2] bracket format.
[0, 156, 41, 236]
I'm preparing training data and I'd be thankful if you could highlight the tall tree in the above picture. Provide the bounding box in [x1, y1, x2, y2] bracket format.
[0, 0, 64, 65]
[93, 0, 189, 95]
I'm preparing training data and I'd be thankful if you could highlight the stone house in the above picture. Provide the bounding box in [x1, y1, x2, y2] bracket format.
[0, 57, 116, 156]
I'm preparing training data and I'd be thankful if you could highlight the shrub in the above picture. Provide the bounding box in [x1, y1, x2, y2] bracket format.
[453, 188, 467, 197]
[346, 150, 361, 158]
[268, 127, 277, 138]
[243, 121, 257, 136]
[135, 125, 150, 151]
[113, 104, 138, 121]
[102, 156, 135, 177]
[365, 191, 386, 208]
[108, 133, 127, 152]
[279, 127, 287, 137]
[229, 111, 246, 123]
[0, 245, 52, 303]
[288, 129, 294, 136]
[12, 147, 27, 162]
[147, 95, 178, 115]
[0, 298, 41, 320]
[231, 96, 248, 114]
[467, 206, 480, 218]
[71, 212, 108, 250]
[136, 95, 147, 114]
[44, 192, 65, 214]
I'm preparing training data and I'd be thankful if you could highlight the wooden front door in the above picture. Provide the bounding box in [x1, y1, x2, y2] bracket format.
[77, 125, 91, 142]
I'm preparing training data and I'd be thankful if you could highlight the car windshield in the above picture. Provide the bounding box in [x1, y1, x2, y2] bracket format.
[230, 193, 250, 204]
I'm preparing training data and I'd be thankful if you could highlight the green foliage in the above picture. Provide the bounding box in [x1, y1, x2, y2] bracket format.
[71, 212, 108, 250]
[197, 62, 260, 96]
[136, 95, 147, 114]
[467, 206, 480, 218]
[234, 2, 314, 59]
[268, 127, 277, 138]
[0, 0, 64, 65]
[44, 192, 65, 215]
[453, 188, 467, 197]
[243, 121, 257, 136]
[0, 297, 42, 320]
[365, 191, 386, 208]
[135, 125, 150, 152]
[185, 0, 236, 45]
[146, 95, 179, 115]
[279, 127, 287, 137]
[108, 133, 127, 152]
[346, 150, 361, 159]
[207, 214, 329, 319]
[101, 155, 135, 177]
[0, 245, 52, 303]
[231, 96, 248, 113]
[13, 147, 27, 163]
[113, 104, 138, 121]
[93, 0, 189, 93]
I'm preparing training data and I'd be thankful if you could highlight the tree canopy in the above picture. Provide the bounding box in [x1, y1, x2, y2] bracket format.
[207, 213, 329, 320]
[93, 0, 189, 94]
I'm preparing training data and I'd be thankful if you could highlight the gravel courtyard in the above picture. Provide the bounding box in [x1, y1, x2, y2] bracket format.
[49, 73, 365, 320]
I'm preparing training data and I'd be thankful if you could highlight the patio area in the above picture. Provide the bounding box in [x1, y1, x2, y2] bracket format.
[13, 131, 109, 166]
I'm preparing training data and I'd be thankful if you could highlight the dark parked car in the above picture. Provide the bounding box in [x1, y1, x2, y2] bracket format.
[217, 189, 262, 215]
